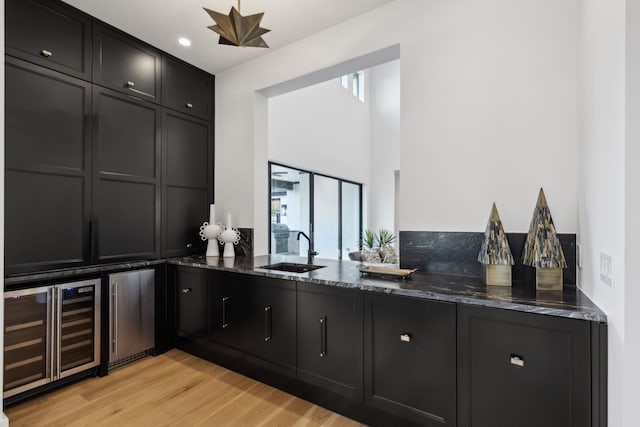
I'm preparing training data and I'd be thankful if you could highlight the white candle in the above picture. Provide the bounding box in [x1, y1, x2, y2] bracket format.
[209, 204, 215, 223]
[227, 213, 232, 228]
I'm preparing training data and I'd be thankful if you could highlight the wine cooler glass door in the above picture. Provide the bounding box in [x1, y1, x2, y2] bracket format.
[58, 280, 100, 378]
[4, 286, 52, 397]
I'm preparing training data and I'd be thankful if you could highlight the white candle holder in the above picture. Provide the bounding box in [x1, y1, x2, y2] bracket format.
[219, 226, 241, 258]
[199, 204, 223, 257]
[199, 221, 223, 257]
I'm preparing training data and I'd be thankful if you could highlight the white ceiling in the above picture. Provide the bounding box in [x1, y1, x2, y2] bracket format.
[62, 0, 397, 75]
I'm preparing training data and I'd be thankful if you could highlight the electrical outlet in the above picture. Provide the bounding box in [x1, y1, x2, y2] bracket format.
[600, 252, 613, 287]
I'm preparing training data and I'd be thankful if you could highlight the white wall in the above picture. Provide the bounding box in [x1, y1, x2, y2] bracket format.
[268, 79, 371, 184]
[624, 0, 640, 424]
[216, 0, 579, 257]
[369, 60, 400, 233]
[578, 1, 627, 425]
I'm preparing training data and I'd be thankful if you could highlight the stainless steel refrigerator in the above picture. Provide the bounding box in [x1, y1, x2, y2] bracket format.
[108, 269, 155, 368]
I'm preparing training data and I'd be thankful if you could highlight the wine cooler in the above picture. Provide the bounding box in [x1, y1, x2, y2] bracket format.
[4, 279, 101, 398]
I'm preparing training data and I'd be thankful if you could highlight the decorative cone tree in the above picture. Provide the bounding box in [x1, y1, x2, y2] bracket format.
[478, 203, 514, 286]
[522, 188, 567, 290]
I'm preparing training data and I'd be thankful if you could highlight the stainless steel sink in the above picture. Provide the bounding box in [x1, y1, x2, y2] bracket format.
[259, 262, 325, 273]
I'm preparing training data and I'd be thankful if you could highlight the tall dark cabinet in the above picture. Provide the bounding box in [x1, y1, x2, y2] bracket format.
[5, 57, 92, 275]
[92, 86, 162, 262]
[4, 0, 215, 275]
[162, 110, 213, 257]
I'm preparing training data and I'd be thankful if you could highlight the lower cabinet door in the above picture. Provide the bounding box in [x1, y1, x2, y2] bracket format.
[175, 267, 210, 346]
[209, 272, 296, 369]
[364, 294, 456, 426]
[457, 304, 591, 427]
[297, 282, 363, 400]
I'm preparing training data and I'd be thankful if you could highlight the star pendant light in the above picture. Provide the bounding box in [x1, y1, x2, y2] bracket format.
[203, 0, 270, 48]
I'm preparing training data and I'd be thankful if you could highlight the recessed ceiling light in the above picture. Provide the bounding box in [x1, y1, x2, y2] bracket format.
[178, 37, 192, 47]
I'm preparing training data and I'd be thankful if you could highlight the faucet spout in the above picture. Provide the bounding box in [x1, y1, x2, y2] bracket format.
[296, 232, 318, 264]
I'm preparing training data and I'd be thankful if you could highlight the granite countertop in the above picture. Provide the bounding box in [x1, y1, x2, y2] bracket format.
[168, 255, 607, 323]
[5, 254, 606, 323]
[4, 259, 166, 286]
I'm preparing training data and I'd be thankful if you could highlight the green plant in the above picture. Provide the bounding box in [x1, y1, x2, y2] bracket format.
[377, 229, 395, 246]
[362, 229, 377, 249]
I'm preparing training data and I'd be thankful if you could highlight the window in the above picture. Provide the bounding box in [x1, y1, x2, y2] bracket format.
[269, 162, 363, 260]
[335, 71, 366, 103]
[352, 71, 365, 102]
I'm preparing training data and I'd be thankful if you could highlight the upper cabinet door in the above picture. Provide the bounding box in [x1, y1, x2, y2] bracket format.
[162, 57, 213, 120]
[92, 86, 161, 262]
[93, 25, 161, 103]
[5, 0, 92, 80]
[5, 57, 92, 275]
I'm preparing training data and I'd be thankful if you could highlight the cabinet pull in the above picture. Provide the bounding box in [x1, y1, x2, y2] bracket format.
[182, 288, 192, 294]
[186, 102, 193, 109]
[112, 282, 118, 356]
[320, 316, 327, 357]
[264, 306, 272, 341]
[125, 81, 135, 88]
[40, 49, 52, 57]
[510, 354, 525, 367]
[222, 297, 230, 328]
[400, 333, 412, 343]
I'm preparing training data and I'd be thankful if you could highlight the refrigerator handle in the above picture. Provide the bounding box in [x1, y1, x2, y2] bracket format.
[112, 282, 118, 356]
[48, 287, 55, 381]
[56, 287, 62, 380]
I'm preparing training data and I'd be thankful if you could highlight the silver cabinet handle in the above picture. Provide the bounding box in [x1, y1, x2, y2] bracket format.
[222, 297, 230, 328]
[264, 306, 272, 341]
[112, 282, 118, 356]
[510, 354, 525, 367]
[182, 288, 192, 294]
[186, 102, 193, 109]
[400, 333, 412, 343]
[319, 316, 327, 357]
[41, 49, 53, 57]
[125, 81, 135, 88]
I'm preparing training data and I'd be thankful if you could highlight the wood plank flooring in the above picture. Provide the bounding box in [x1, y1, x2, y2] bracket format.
[5, 349, 365, 427]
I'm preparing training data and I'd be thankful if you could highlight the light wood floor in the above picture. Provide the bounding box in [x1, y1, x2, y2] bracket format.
[5, 349, 365, 427]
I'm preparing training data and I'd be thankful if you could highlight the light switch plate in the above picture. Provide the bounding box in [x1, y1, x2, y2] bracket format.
[600, 252, 613, 287]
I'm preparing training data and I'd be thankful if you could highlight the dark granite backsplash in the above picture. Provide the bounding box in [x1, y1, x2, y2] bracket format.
[204, 228, 254, 257]
[399, 231, 576, 286]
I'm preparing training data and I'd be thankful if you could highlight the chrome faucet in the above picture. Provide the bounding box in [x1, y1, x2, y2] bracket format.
[297, 231, 318, 264]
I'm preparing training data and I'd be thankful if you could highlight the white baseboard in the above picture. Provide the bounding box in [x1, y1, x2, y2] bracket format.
[0, 412, 8, 427]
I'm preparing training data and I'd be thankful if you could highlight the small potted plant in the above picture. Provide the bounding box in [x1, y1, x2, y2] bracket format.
[378, 229, 398, 264]
[361, 229, 381, 263]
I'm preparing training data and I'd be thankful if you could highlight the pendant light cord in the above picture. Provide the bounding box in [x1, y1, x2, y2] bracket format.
[238, 0, 241, 12]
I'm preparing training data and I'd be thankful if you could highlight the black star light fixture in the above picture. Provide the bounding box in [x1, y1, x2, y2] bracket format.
[204, 0, 270, 48]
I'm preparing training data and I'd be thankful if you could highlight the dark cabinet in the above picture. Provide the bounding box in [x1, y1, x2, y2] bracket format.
[5, 0, 91, 80]
[457, 304, 591, 427]
[93, 25, 161, 102]
[175, 267, 210, 346]
[297, 282, 363, 399]
[162, 110, 213, 257]
[162, 57, 213, 120]
[5, 57, 92, 275]
[209, 272, 296, 369]
[92, 86, 161, 262]
[364, 294, 456, 426]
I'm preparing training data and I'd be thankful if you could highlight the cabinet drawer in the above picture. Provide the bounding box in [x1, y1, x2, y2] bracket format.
[365, 294, 456, 426]
[457, 305, 591, 427]
[6, 0, 91, 79]
[93, 25, 161, 102]
[162, 57, 213, 120]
